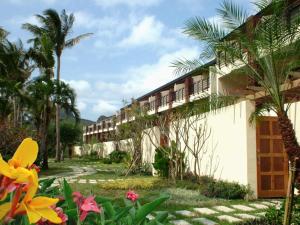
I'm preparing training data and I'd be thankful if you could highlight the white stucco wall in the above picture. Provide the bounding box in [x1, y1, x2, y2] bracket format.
[167, 100, 257, 195]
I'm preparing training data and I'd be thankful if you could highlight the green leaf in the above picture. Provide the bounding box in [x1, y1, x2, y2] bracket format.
[102, 201, 116, 219]
[39, 178, 56, 193]
[95, 196, 112, 204]
[133, 195, 169, 224]
[113, 205, 132, 221]
[63, 179, 76, 209]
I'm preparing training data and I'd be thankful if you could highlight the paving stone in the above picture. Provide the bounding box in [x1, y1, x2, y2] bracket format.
[256, 212, 266, 217]
[192, 217, 218, 225]
[214, 206, 235, 213]
[270, 200, 282, 205]
[168, 214, 176, 219]
[78, 179, 86, 184]
[217, 215, 242, 223]
[98, 179, 105, 182]
[235, 213, 259, 220]
[146, 214, 155, 220]
[89, 179, 97, 184]
[249, 203, 269, 209]
[170, 220, 192, 225]
[260, 201, 275, 206]
[193, 208, 218, 215]
[175, 210, 195, 217]
[231, 205, 255, 211]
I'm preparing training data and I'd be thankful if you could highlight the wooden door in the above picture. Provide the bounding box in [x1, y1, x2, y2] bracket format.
[257, 117, 289, 198]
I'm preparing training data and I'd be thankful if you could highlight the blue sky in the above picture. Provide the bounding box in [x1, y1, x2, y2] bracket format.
[1, 0, 252, 121]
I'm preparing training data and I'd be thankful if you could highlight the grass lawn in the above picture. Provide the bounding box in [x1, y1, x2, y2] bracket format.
[44, 158, 271, 225]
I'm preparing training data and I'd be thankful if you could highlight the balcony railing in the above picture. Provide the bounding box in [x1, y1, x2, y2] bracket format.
[174, 88, 185, 102]
[192, 77, 210, 95]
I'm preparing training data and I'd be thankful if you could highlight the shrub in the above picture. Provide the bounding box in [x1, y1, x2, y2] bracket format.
[153, 147, 169, 177]
[198, 176, 250, 199]
[0, 124, 36, 160]
[103, 157, 112, 164]
[97, 177, 168, 190]
[262, 198, 300, 225]
[109, 150, 130, 163]
[237, 218, 270, 225]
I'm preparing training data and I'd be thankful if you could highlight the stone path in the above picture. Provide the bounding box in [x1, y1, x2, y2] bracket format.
[167, 201, 281, 225]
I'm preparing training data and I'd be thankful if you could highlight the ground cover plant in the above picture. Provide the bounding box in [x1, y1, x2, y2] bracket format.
[0, 138, 170, 225]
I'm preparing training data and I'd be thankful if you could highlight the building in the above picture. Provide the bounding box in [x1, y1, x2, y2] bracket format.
[83, 1, 300, 198]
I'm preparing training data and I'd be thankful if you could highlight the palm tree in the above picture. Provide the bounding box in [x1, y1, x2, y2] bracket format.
[0, 39, 32, 125]
[23, 9, 92, 161]
[26, 35, 55, 169]
[26, 77, 79, 168]
[173, 0, 300, 224]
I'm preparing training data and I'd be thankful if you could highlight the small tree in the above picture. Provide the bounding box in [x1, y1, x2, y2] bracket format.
[179, 112, 211, 180]
[60, 121, 82, 159]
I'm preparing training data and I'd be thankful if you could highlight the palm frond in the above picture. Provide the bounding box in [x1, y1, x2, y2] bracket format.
[217, 0, 249, 30]
[184, 17, 227, 44]
[65, 33, 93, 48]
[171, 57, 204, 76]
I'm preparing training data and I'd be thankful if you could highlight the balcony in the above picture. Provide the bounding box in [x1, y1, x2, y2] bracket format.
[172, 88, 185, 108]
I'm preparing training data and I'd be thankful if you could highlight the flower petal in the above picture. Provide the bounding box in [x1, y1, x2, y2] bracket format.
[0, 202, 11, 220]
[35, 207, 62, 224]
[23, 170, 39, 202]
[0, 155, 12, 177]
[30, 197, 59, 209]
[24, 203, 41, 224]
[12, 138, 38, 168]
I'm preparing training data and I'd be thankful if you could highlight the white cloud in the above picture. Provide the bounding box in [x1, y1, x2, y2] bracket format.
[119, 16, 163, 47]
[92, 99, 118, 115]
[66, 80, 91, 97]
[77, 101, 87, 111]
[119, 16, 179, 49]
[93, 0, 161, 8]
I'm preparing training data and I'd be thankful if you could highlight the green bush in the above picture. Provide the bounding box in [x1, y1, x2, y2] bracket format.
[109, 150, 130, 163]
[262, 198, 300, 225]
[198, 176, 250, 199]
[152, 147, 170, 177]
[103, 157, 112, 164]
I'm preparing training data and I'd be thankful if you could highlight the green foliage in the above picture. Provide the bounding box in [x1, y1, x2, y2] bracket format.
[262, 197, 300, 225]
[152, 144, 185, 178]
[37, 178, 170, 225]
[153, 147, 169, 177]
[103, 157, 112, 164]
[97, 177, 167, 190]
[60, 120, 82, 147]
[198, 176, 250, 199]
[109, 150, 130, 163]
[0, 124, 36, 160]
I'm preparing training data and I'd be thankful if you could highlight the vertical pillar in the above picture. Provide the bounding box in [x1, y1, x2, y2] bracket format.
[184, 77, 191, 103]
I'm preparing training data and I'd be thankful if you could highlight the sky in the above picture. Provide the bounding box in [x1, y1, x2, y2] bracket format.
[0, 0, 253, 121]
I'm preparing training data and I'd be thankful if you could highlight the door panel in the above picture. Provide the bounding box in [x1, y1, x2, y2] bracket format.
[257, 117, 289, 198]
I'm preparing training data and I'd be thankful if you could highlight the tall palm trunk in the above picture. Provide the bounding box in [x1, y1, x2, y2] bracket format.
[55, 54, 61, 162]
[277, 113, 300, 225]
[41, 99, 51, 169]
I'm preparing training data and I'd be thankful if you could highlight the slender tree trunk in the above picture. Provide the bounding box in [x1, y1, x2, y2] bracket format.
[13, 97, 17, 127]
[277, 113, 300, 225]
[41, 99, 51, 170]
[55, 55, 61, 162]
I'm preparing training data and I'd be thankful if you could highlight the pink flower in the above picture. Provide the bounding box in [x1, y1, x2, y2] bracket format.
[72, 192, 101, 222]
[126, 190, 139, 202]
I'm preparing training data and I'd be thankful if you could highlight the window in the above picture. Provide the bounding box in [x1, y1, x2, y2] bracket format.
[193, 77, 209, 94]
[160, 95, 169, 106]
[149, 100, 156, 110]
[175, 88, 184, 101]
